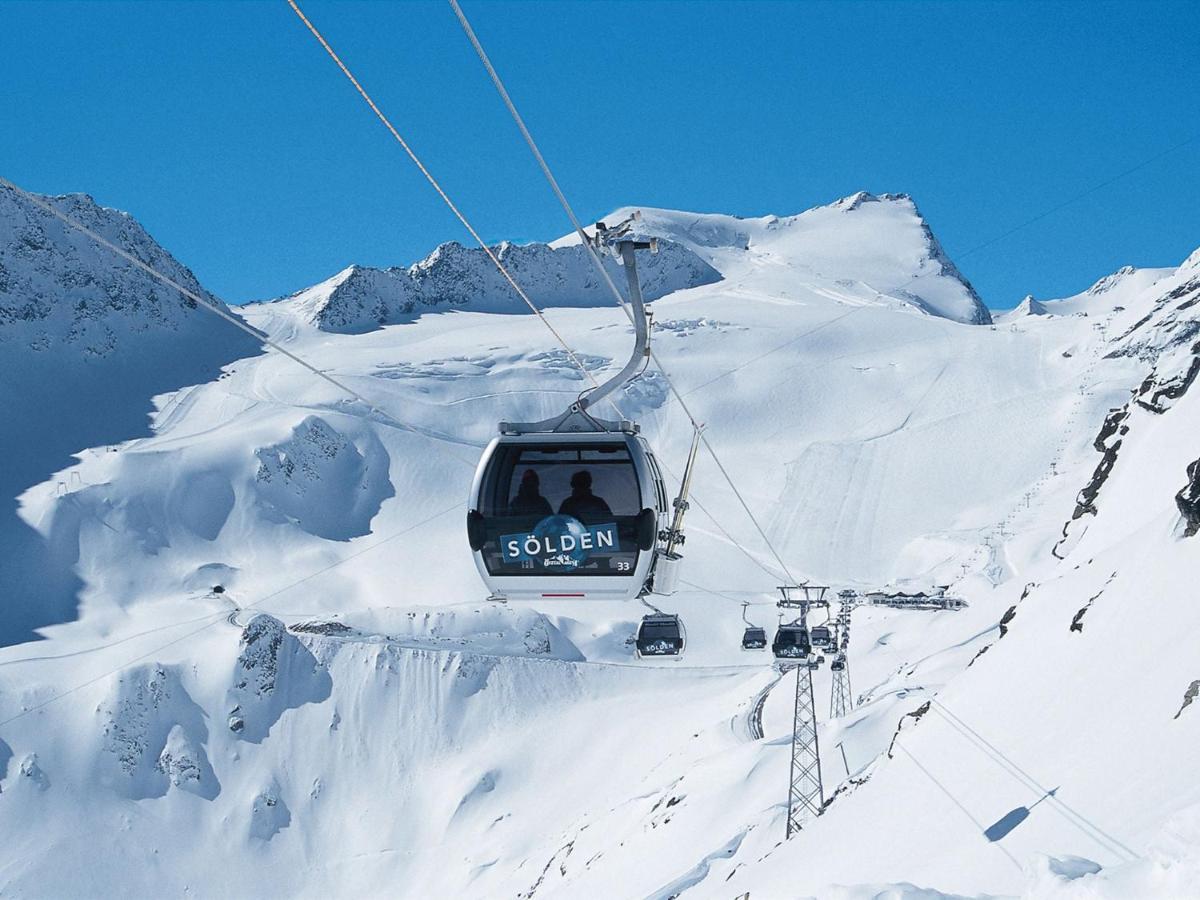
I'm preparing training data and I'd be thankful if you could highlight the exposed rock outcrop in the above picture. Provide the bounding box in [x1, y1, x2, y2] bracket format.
[98, 663, 217, 799]
[1175, 680, 1200, 719]
[1177, 458, 1200, 537]
[254, 416, 394, 541]
[227, 614, 332, 743]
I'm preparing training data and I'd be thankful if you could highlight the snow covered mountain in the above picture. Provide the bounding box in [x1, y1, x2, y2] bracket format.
[1, 181, 1197, 899]
[0, 184, 262, 646]
[267, 191, 989, 334]
[552, 192, 993, 326]
[271, 237, 721, 334]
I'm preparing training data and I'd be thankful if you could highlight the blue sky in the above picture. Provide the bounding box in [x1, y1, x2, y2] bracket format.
[2, 0, 1196, 308]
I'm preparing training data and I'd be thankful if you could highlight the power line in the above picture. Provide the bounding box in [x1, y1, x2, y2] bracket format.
[688, 486, 787, 585]
[893, 740, 1024, 872]
[681, 305, 866, 399]
[290, 0, 799, 587]
[678, 579, 774, 609]
[446, 0, 801, 585]
[882, 133, 1199, 299]
[928, 699, 1138, 861]
[0, 608, 231, 669]
[0, 177, 451, 447]
[953, 134, 1199, 264]
[284, 0, 598, 393]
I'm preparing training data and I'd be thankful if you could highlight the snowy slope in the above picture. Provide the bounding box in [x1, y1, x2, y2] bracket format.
[726, 253, 1200, 899]
[1, 183, 1198, 899]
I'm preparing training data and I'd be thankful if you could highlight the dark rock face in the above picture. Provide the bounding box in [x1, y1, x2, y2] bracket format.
[1177, 458, 1200, 537]
[998, 605, 1018, 638]
[99, 663, 218, 800]
[1068, 407, 1132, 525]
[226, 614, 332, 743]
[1093, 407, 1130, 452]
[1108, 276, 1200, 358]
[913, 213, 992, 326]
[1061, 267, 1200, 549]
[1175, 680, 1200, 719]
[1069, 578, 1115, 634]
[1135, 357, 1200, 414]
[1073, 440, 1122, 520]
[886, 700, 931, 759]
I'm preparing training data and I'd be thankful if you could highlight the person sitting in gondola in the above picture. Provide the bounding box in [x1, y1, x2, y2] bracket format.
[509, 469, 552, 517]
[558, 470, 612, 521]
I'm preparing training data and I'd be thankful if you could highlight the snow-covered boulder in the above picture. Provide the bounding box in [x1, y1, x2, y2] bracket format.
[97, 663, 216, 800]
[253, 415, 394, 541]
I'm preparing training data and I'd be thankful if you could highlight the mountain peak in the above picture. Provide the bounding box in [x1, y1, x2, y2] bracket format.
[556, 194, 989, 323]
[0, 181, 256, 357]
[825, 191, 914, 213]
[1086, 265, 1139, 295]
[1179, 245, 1200, 273]
[1014, 294, 1050, 316]
[263, 234, 721, 334]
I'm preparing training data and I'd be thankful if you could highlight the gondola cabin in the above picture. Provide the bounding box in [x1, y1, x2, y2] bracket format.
[810, 625, 833, 649]
[772, 624, 811, 659]
[468, 431, 667, 602]
[636, 613, 686, 658]
[741, 626, 767, 650]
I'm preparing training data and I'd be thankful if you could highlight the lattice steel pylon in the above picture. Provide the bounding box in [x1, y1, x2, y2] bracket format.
[786, 662, 824, 837]
[830, 600, 854, 718]
[830, 657, 852, 718]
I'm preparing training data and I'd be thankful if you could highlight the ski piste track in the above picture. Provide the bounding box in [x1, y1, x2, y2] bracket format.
[746, 668, 785, 741]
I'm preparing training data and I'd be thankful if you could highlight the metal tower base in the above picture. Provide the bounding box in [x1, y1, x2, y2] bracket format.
[786, 663, 824, 837]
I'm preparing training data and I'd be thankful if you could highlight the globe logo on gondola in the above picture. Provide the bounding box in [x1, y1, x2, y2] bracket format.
[499, 515, 618, 569]
[532, 515, 591, 567]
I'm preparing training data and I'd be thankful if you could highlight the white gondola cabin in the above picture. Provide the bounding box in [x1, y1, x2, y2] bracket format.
[468, 429, 668, 602]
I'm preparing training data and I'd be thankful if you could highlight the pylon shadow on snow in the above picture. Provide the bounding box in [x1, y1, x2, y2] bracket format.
[984, 787, 1058, 842]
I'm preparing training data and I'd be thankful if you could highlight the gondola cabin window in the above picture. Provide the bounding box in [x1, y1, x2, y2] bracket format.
[479, 443, 643, 576]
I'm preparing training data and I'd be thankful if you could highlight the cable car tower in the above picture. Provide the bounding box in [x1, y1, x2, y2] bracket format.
[778, 584, 827, 837]
[830, 600, 853, 718]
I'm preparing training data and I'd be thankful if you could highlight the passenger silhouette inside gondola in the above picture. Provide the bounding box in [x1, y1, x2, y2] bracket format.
[558, 470, 612, 521]
[509, 469, 552, 517]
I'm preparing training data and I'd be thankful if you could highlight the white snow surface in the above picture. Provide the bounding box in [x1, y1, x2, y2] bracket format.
[1, 184, 1198, 899]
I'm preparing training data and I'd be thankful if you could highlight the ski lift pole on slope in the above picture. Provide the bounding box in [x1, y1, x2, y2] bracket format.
[653, 422, 704, 594]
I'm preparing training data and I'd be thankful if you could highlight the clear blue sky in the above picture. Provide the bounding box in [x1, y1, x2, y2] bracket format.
[2, 0, 1197, 308]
